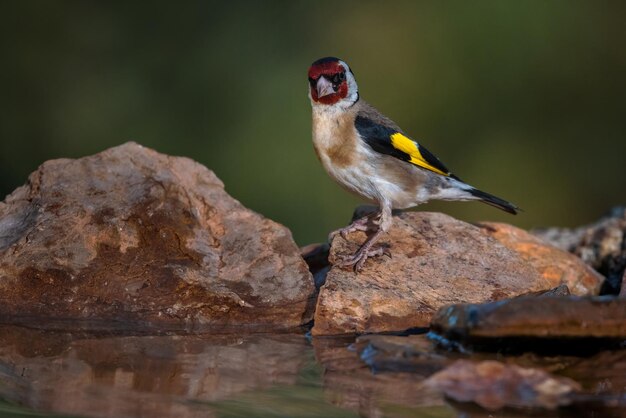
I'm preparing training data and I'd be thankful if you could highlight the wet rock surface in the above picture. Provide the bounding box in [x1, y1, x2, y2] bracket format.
[352, 333, 578, 374]
[355, 334, 450, 375]
[424, 360, 581, 410]
[348, 331, 626, 415]
[316, 331, 626, 416]
[430, 296, 626, 353]
[0, 142, 315, 332]
[0, 323, 624, 418]
[312, 210, 600, 336]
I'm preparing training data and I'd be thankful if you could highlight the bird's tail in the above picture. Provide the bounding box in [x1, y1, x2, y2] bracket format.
[468, 188, 520, 215]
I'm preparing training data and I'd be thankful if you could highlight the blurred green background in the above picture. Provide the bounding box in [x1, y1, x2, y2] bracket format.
[1, 1, 625, 245]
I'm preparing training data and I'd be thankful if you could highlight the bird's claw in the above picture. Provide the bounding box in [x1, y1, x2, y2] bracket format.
[336, 245, 391, 272]
[328, 217, 371, 241]
[339, 223, 368, 240]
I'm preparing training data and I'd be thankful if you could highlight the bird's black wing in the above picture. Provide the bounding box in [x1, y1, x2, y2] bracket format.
[354, 114, 456, 178]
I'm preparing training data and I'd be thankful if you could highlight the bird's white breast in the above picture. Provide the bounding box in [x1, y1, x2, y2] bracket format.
[311, 107, 383, 203]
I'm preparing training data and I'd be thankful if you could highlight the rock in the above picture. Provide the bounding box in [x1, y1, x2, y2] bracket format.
[424, 360, 581, 410]
[430, 296, 626, 353]
[533, 207, 626, 295]
[356, 333, 584, 377]
[300, 242, 330, 289]
[479, 223, 603, 296]
[0, 142, 315, 332]
[313, 211, 554, 336]
[355, 334, 449, 375]
[520, 284, 571, 297]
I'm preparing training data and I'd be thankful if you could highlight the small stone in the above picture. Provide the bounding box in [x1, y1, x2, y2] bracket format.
[355, 334, 448, 375]
[519, 284, 571, 298]
[424, 360, 581, 410]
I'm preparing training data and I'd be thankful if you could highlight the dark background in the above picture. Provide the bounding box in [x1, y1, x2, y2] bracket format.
[1, 1, 625, 245]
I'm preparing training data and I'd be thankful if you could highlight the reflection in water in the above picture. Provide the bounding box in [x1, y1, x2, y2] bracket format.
[1, 325, 623, 418]
[0, 325, 311, 418]
[312, 337, 454, 418]
[0, 325, 456, 418]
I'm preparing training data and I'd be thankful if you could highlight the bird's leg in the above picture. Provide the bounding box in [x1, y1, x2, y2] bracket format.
[328, 210, 380, 241]
[337, 203, 392, 272]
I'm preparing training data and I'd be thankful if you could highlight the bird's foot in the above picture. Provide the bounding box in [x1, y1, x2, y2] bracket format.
[336, 244, 391, 272]
[328, 214, 378, 241]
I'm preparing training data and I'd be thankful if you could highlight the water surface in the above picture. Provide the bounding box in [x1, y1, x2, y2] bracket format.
[0, 325, 622, 418]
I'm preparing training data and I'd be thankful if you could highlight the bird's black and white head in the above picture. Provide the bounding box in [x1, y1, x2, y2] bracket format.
[308, 57, 358, 110]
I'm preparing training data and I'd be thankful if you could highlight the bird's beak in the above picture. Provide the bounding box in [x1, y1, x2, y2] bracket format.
[316, 76, 335, 98]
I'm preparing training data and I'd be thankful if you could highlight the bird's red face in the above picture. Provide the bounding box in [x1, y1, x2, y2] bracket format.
[308, 57, 349, 105]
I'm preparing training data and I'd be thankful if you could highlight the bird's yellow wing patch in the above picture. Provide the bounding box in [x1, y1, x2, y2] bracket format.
[354, 114, 453, 177]
[390, 133, 448, 176]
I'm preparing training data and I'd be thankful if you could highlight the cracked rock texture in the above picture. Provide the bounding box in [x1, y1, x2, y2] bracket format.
[312, 211, 600, 336]
[0, 142, 315, 332]
[478, 223, 603, 296]
[533, 207, 626, 295]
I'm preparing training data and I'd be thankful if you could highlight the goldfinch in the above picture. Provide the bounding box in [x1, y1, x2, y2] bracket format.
[308, 57, 519, 271]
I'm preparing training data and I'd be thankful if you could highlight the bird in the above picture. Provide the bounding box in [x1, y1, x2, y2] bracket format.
[307, 56, 519, 272]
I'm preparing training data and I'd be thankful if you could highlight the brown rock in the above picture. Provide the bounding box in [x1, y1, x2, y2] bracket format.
[300, 242, 330, 289]
[312, 211, 552, 336]
[424, 360, 581, 410]
[533, 207, 626, 295]
[0, 142, 315, 332]
[520, 283, 572, 297]
[479, 222, 603, 296]
[355, 334, 449, 375]
[430, 296, 626, 346]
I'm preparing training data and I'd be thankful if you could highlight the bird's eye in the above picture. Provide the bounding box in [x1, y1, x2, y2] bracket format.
[308, 77, 316, 85]
[332, 73, 345, 84]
